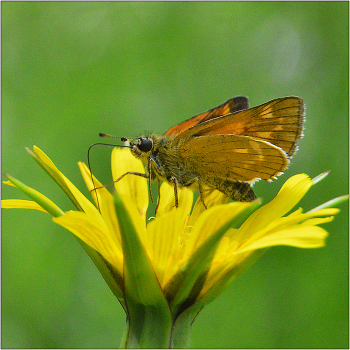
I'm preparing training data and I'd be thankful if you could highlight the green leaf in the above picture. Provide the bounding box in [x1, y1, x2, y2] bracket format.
[165, 200, 261, 318]
[113, 192, 173, 349]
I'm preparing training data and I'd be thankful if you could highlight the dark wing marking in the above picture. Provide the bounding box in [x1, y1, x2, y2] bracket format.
[164, 96, 249, 137]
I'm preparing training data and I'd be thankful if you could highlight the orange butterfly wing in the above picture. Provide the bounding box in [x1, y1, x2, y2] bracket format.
[175, 97, 304, 157]
[164, 96, 249, 137]
[179, 134, 289, 182]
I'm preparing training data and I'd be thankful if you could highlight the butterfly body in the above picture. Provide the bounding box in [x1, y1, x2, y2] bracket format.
[115, 96, 304, 206]
[129, 133, 257, 202]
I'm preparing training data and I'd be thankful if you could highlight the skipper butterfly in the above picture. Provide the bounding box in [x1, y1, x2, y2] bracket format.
[98, 96, 304, 207]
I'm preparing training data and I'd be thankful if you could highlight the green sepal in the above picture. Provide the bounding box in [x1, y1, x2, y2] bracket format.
[165, 200, 261, 318]
[4, 174, 64, 217]
[113, 191, 172, 349]
[308, 194, 349, 213]
[26, 147, 83, 211]
[170, 248, 265, 348]
[170, 305, 199, 349]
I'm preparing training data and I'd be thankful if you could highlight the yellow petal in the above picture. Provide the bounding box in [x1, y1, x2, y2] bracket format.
[147, 208, 190, 287]
[237, 225, 329, 252]
[258, 208, 339, 234]
[53, 211, 123, 272]
[33, 146, 61, 173]
[147, 185, 193, 287]
[2, 177, 64, 217]
[63, 173, 105, 220]
[156, 182, 193, 218]
[79, 161, 149, 252]
[79, 162, 123, 247]
[189, 187, 229, 226]
[156, 182, 177, 217]
[32, 146, 100, 217]
[1, 199, 50, 214]
[111, 148, 148, 221]
[78, 161, 111, 204]
[185, 201, 255, 259]
[3, 180, 16, 187]
[299, 216, 335, 227]
[235, 174, 313, 242]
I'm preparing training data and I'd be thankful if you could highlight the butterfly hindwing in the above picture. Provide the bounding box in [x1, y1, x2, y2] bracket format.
[179, 134, 289, 182]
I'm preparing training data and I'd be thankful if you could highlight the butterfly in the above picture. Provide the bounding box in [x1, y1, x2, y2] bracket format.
[99, 96, 305, 208]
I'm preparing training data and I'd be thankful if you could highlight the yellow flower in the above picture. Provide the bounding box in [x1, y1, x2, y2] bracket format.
[2, 146, 347, 348]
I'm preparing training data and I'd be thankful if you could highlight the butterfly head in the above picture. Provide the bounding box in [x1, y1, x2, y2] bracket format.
[121, 136, 154, 159]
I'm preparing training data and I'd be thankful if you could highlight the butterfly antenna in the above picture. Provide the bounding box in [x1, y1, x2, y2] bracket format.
[88, 135, 133, 212]
[99, 133, 137, 143]
[99, 133, 118, 138]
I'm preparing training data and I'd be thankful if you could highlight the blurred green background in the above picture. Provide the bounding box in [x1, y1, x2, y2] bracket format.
[2, 2, 348, 348]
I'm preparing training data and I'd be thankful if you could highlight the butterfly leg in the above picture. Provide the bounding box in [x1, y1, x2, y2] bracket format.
[147, 158, 154, 203]
[170, 176, 179, 208]
[91, 171, 149, 192]
[155, 178, 161, 214]
[198, 180, 208, 209]
[90, 171, 150, 212]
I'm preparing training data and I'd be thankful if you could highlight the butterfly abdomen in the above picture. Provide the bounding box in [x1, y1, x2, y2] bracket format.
[205, 177, 257, 202]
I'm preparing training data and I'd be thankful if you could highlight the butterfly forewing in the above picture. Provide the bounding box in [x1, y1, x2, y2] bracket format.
[179, 134, 289, 182]
[164, 96, 249, 137]
[174, 97, 304, 157]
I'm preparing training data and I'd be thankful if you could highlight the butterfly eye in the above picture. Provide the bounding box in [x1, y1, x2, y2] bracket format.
[137, 137, 153, 152]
